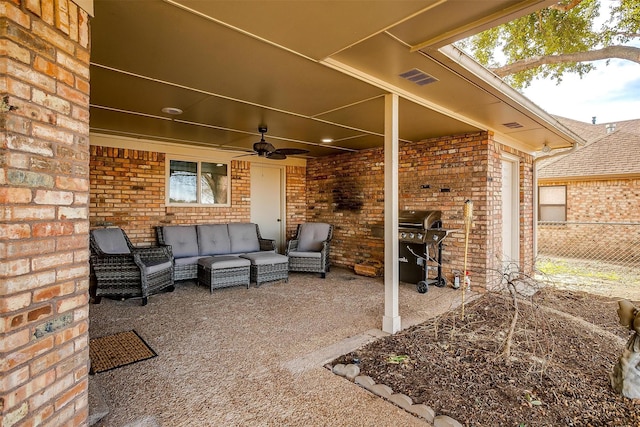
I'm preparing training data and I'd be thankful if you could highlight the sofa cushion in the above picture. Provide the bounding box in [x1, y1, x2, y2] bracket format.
[197, 224, 231, 256]
[228, 223, 260, 254]
[198, 255, 250, 270]
[297, 223, 331, 252]
[91, 228, 131, 254]
[240, 252, 288, 266]
[162, 226, 199, 258]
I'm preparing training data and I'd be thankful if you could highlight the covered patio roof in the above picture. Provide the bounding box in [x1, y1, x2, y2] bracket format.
[89, 0, 582, 157]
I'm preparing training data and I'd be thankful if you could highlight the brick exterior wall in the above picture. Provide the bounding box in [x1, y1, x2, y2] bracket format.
[1, 1, 91, 426]
[538, 178, 640, 260]
[541, 178, 640, 222]
[88, 131, 535, 290]
[89, 147, 253, 243]
[306, 132, 535, 288]
[285, 165, 306, 240]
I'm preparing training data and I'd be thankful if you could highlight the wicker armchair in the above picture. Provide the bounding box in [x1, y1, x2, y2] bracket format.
[90, 228, 174, 305]
[286, 223, 333, 278]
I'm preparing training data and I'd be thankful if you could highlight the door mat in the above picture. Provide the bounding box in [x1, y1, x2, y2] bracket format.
[89, 330, 157, 374]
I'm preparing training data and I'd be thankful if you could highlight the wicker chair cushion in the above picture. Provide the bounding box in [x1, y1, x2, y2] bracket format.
[297, 223, 331, 252]
[162, 226, 199, 258]
[198, 255, 250, 270]
[240, 252, 288, 265]
[141, 259, 173, 275]
[228, 223, 260, 254]
[197, 224, 231, 255]
[91, 228, 131, 254]
[287, 250, 321, 259]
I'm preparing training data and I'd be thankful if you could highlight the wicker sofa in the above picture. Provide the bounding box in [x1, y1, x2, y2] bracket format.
[156, 223, 288, 288]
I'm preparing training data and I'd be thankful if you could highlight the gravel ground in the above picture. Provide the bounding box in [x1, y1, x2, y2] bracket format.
[89, 268, 462, 426]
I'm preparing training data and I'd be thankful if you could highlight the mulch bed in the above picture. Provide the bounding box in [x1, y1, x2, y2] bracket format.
[333, 288, 640, 426]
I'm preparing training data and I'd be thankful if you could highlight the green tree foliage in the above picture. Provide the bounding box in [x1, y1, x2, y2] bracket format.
[458, 0, 640, 88]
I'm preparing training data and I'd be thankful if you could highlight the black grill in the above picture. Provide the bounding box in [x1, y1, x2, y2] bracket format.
[398, 210, 451, 292]
[398, 210, 441, 243]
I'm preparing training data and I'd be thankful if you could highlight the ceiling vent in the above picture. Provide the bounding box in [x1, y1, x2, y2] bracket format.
[502, 122, 524, 129]
[399, 68, 438, 86]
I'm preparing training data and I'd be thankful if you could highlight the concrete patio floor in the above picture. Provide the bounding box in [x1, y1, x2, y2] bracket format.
[88, 267, 467, 426]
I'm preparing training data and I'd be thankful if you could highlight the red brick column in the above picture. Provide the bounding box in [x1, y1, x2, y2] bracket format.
[1, 1, 91, 425]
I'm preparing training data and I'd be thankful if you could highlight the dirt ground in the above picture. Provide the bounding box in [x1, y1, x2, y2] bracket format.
[334, 285, 640, 426]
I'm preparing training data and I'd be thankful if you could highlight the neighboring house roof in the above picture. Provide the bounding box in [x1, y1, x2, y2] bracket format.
[553, 116, 640, 144]
[538, 117, 640, 180]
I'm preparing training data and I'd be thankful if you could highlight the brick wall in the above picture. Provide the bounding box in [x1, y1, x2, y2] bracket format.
[516, 148, 535, 274]
[285, 165, 306, 240]
[306, 132, 535, 288]
[88, 131, 535, 290]
[1, 1, 91, 426]
[538, 178, 640, 259]
[556, 178, 640, 222]
[89, 147, 253, 243]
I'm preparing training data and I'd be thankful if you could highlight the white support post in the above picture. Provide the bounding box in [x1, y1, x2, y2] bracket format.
[383, 93, 401, 334]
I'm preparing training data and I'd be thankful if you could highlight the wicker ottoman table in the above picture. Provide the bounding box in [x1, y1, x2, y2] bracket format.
[240, 252, 289, 287]
[197, 256, 251, 292]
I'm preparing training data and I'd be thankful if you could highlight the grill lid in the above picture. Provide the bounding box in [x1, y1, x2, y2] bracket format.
[398, 210, 441, 229]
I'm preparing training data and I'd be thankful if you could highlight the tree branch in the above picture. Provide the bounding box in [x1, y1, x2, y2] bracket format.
[490, 45, 640, 77]
[611, 32, 640, 39]
[548, 0, 584, 12]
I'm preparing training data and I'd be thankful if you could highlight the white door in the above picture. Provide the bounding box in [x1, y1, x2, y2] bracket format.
[501, 157, 519, 271]
[251, 164, 284, 252]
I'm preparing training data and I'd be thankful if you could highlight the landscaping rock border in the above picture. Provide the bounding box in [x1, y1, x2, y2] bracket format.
[330, 363, 464, 427]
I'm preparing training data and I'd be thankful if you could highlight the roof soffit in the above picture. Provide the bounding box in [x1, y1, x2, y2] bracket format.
[89, 0, 577, 156]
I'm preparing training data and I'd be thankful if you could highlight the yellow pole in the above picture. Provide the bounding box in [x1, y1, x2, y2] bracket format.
[461, 199, 473, 320]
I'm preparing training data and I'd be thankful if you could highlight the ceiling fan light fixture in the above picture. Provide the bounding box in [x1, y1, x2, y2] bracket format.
[253, 141, 274, 155]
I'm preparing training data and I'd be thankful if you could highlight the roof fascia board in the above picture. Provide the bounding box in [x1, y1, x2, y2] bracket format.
[410, 0, 557, 51]
[539, 173, 640, 183]
[431, 45, 585, 147]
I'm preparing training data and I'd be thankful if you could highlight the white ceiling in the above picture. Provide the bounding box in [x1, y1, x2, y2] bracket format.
[89, 0, 580, 159]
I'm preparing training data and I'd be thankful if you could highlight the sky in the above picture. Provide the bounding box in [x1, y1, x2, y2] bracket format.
[518, 0, 640, 125]
[521, 55, 640, 125]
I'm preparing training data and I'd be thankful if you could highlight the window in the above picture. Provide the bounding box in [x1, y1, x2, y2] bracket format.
[538, 185, 566, 221]
[168, 159, 229, 205]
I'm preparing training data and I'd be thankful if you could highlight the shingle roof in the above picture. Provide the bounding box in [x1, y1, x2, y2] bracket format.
[553, 116, 640, 143]
[538, 116, 640, 179]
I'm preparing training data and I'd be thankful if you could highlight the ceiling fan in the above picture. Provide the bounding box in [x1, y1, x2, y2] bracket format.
[243, 126, 310, 160]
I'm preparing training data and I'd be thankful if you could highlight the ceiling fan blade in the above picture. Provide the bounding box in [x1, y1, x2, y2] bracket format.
[274, 148, 309, 156]
[266, 152, 287, 160]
